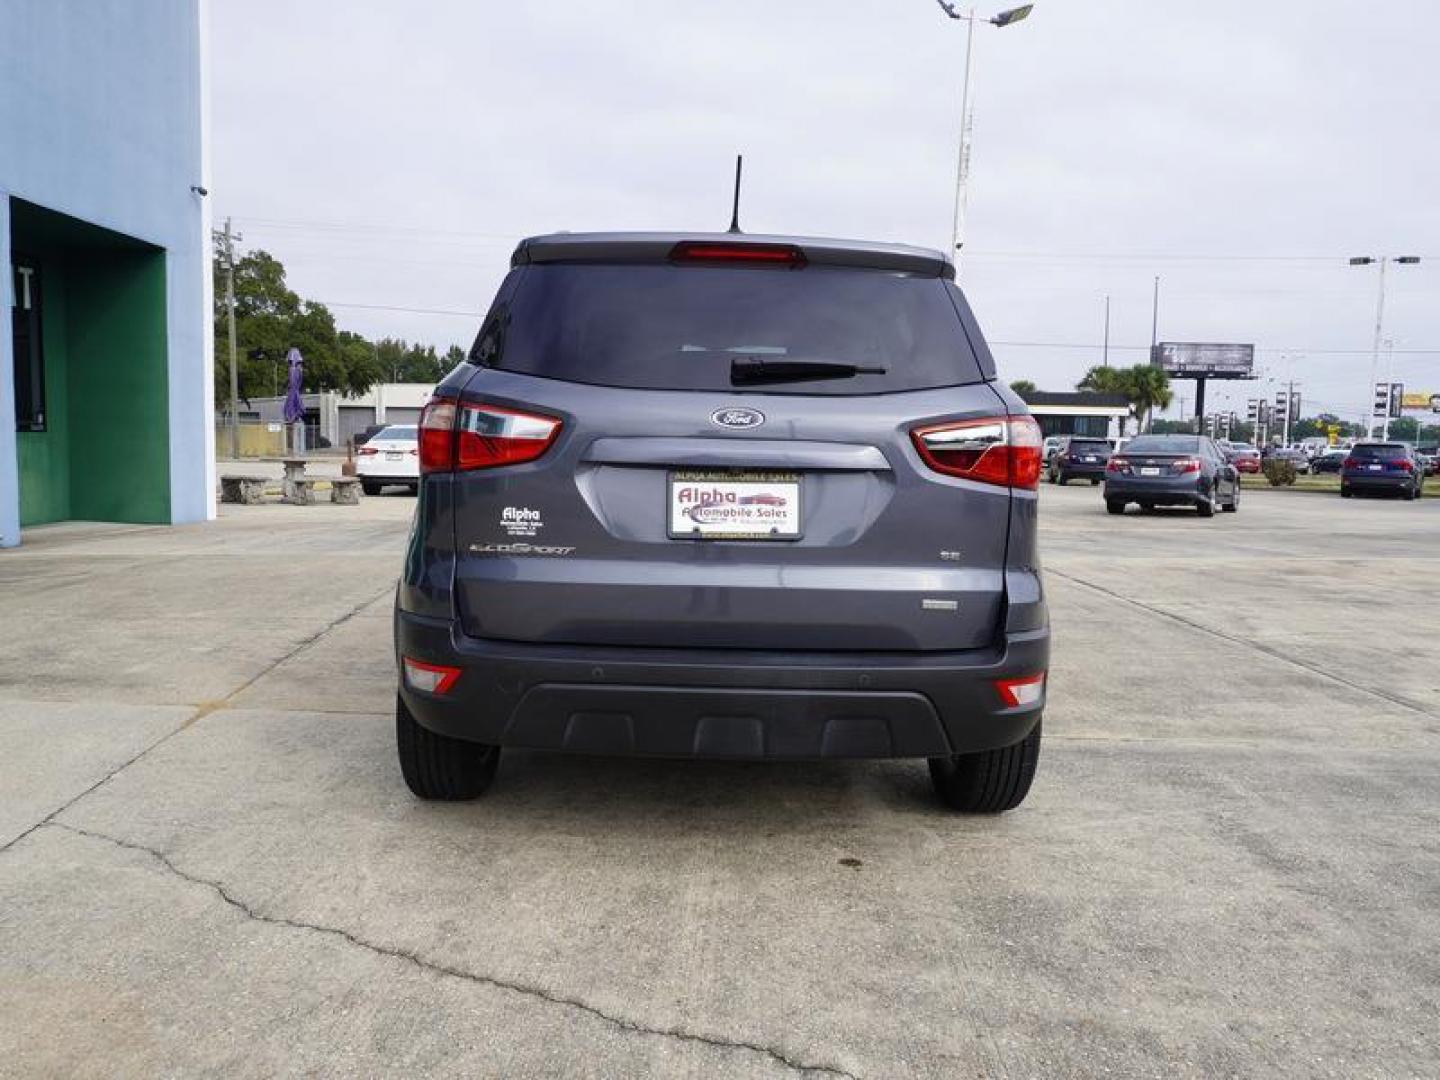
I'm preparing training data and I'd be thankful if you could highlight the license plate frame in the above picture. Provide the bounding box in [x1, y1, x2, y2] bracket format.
[385, 452, 403, 462]
[667, 469, 802, 540]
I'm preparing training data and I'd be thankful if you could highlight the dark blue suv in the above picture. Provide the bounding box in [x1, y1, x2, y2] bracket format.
[1341, 443, 1425, 499]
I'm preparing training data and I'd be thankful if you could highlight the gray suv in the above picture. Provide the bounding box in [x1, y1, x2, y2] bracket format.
[394, 233, 1048, 811]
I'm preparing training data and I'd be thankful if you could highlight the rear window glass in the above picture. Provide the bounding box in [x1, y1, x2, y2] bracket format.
[1125, 436, 1200, 454]
[1067, 440, 1109, 451]
[1349, 444, 1407, 458]
[487, 264, 984, 395]
[377, 426, 417, 440]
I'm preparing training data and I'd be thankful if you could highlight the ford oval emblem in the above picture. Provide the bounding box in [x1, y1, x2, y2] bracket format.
[710, 407, 765, 430]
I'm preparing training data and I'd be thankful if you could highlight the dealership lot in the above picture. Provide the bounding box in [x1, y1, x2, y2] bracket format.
[1, 488, 1437, 1078]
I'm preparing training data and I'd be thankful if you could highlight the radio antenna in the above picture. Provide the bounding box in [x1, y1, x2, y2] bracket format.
[727, 154, 744, 234]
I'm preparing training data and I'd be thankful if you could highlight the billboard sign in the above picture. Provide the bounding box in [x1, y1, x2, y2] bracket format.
[1153, 343, 1255, 378]
[1400, 391, 1440, 412]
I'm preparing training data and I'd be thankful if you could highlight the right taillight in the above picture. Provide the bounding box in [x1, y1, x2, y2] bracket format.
[910, 415, 1042, 490]
[419, 397, 562, 474]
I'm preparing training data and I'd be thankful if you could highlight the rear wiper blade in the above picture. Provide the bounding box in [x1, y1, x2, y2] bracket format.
[730, 358, 886, 384]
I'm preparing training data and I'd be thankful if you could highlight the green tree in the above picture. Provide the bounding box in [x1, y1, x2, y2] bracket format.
[1009, 379, 1037, 396]
[1076, 364, 1171, 434]
[212, 246, 382, 404]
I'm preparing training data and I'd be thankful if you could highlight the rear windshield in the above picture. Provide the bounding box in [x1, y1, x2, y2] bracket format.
[486, 264, 984, 395]
[377, 426, 417, 441]
[1067, 439, 1110, 451]
[1349, 444, 1407, 459]
[1125, 436, 1200, 454]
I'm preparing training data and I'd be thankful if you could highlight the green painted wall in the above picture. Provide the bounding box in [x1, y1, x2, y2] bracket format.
[66, 249, 170, 523]
[12, 200, 170, 527]
[16, 253, 71, 525]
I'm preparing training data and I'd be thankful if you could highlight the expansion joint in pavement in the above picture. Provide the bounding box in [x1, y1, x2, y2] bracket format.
[37, 821, 862, 1080]
[0, 586, 394, 856]
[1049, 568, 1438, 722]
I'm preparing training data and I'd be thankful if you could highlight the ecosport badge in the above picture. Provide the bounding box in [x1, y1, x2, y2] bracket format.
[710, 407, 765, 430]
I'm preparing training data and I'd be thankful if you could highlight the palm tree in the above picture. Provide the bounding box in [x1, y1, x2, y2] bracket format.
[1077, 364, 1171, 434]
[1124, 365, 1173, 432]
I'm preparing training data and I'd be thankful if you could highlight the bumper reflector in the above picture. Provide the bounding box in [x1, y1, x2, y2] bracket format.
[402, 657, 462, 695]
[995, 673, 1045, 708]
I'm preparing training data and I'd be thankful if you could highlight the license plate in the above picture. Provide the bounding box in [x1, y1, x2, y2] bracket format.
[1140, 467, 1161, 476]
[1367, 464, 1381, 471]
[669, 470, 801, 540]
[1083, 456, 1097, 462]
[386, 452, 403, 461]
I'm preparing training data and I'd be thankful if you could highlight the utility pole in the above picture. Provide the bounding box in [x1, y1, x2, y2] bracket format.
[218, 217, 241, 459]
[1150, 275, 1160, 354]
[1102, 294, 1111, 368]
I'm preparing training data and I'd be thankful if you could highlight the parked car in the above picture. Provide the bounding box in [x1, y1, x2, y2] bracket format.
[1047, 436, 1111, 485]
[1269, 447, 1311, 474]
[355, 424, 419, 494]
[1227, 443, 1262, 473]
[1415, 444, 1439, 476]
[1340, 442, 1425, 500]
[1042, 436, 1064, 465]
[352, 423, 389, 448]
[1310, 448, 1348, 475]
[393, 232, 1048, 812]
[1103, 434, 1240, 516]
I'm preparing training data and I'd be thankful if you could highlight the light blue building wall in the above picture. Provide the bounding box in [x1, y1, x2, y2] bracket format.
[1, 0, 213, 546]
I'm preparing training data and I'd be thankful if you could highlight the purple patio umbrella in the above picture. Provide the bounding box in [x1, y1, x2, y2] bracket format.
[282, 347, 305, 424]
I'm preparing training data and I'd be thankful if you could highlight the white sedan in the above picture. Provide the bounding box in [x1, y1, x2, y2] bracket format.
[355, 424, 419, 494]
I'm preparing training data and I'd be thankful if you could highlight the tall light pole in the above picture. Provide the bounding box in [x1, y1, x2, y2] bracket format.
[1349, 255, 1420, 438]
[936, 2, 1035, 262]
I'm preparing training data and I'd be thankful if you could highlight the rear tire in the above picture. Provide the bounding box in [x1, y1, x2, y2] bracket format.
[1090, 478, 1101, 486]
[362, 481, 381, 496]
[396, 695, 500, 800]
[1106, 499, 1125, 515]
[1056, 473, 1068, 486]
[930, 721, 1042, 813]
[1223, 485, 1239, 512]
[1197, 493, 1215, 518]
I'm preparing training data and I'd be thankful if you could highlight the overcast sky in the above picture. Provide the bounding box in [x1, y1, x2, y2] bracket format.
[212, 0, 1440, 424]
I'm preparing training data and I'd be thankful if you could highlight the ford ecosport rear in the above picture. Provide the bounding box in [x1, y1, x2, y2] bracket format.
[394, 232, 1048, 811]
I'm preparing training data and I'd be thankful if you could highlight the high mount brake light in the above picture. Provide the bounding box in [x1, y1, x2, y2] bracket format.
[419, 398, 562, 473]
[668, 241, 807, 267]
[910, 415, 1042, 490]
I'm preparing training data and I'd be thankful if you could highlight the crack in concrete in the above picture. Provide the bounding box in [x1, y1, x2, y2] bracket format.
[40, 821, 859, 1079]
[1049, 568, 1439, 722]
[0, 586, 394, 855]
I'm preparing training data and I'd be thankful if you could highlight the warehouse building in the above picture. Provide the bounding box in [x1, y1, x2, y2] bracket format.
[1, 0, 211, 547]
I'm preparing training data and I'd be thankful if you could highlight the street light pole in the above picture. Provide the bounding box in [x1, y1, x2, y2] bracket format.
[1350, 255, 1420, 438]
[936, 2, 1034, 262]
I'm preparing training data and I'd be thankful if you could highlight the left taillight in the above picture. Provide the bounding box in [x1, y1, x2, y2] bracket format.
[419, 398, 562, 474]
[911, 415, 1043, 490]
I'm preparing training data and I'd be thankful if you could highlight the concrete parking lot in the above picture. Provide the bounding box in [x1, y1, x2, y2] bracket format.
[2, 485, 1437, 1078]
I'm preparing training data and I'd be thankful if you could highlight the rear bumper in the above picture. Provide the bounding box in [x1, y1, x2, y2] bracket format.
[1103, 475, 1206, 503]
[1342, 473, 1413, 490]
[395, 609, 1048, 760]
[1056, 461, 1106, 478]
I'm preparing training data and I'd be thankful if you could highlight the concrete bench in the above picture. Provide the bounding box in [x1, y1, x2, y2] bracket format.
[220, 476, 270, 505]
[330, 477, 361, 505]
[283, 478, 322, 506]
